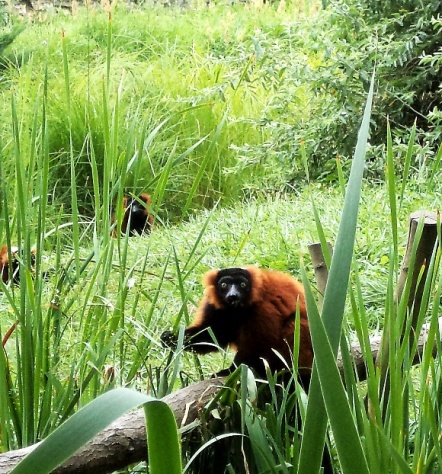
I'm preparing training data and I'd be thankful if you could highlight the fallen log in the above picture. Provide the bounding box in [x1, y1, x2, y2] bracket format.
[1, 316, 441, 474]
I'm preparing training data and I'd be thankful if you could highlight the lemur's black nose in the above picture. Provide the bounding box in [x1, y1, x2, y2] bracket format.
[226, 289, 241, 306]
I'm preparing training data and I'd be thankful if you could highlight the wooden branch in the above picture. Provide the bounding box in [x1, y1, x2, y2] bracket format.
[1, 317, 442, 474]
[0, 378, 223, 474]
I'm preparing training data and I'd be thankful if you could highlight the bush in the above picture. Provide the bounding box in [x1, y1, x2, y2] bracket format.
[262, 0, 442, 182]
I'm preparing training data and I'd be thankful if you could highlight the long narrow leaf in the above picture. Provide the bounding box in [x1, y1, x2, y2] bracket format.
[301, 268, 369, 473]
[298, 70, 375, 473]
[145, 400, 182, 474]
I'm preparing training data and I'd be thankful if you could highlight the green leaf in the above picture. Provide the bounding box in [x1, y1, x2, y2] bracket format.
[298, 70, 376, 474]
[145, 400, 182, 474]
[301, 269, 369, 474]
[11, 388, 178, 474]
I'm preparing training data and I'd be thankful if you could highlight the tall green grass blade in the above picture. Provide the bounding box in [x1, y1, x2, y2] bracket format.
[237, 367, 278, 472]
[385, 120, 398, 264]
[181, 203, 218, 276]
[59, 329, 122, 422]
[335, 156, 346, 196]
[311, 200, 332, 267]
[398, 121, 416, 211]
[182, 109, 228, 216]
[61, 30, 80, 277]
[418, 242, 442, 467]
[0, 326, 17, 447]
[106, 12, 112, 89]
[298, 71, 375, 473]
[171, 245, 203, 379]
[428, 141, 442, 187]
[151, 140, 177, 211]
[146, 134, 209, 192]
[88, 137, 102, 233]
[375, 427, 414, 474]
[231, 54, 254, 98]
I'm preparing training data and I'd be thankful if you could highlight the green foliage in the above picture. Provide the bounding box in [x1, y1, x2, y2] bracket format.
[282, 0, 442, 180]
[2, 1, 441, 209]
[241, 0, 442, 184]
[180, 367, 304, 473]
[358, 0, 441, 140]
[145, 399, 182, 474]
[0, 2, 441, 473]
[0, 8, 23, 67]
[1, 5, 300, 218]
[10, 388, 182, 474]
[0, 26, 22, 58]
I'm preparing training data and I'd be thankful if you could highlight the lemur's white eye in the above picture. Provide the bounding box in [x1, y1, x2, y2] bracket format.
[220, 282, 227, 289]
[240, 282, 247, 289]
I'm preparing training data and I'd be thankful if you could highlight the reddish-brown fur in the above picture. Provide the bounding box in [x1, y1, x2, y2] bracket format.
[189, 266, 313, 376]
[161, 266, 330, 470]
[0, 245, 19, 284]
[0, 245, 38, 284]
[111, 193, 154, 237]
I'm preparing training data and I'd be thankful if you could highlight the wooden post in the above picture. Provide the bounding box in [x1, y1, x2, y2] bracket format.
[396, 211, 440, 329]
[308, 241, 333, 309]
[374, 210, 441, 414]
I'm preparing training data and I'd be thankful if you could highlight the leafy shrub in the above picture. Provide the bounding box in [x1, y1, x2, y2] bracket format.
[257, 0, 442, 183]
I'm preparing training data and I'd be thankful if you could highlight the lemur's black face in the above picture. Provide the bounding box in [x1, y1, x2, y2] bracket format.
[126, 197, 147, 218]
[216, 268, 251, 308]
[124, 196, 149, 235]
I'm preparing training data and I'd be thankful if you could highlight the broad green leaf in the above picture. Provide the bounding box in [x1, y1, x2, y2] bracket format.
[11, 388, 180, 474]
[145, 400, 182, 474]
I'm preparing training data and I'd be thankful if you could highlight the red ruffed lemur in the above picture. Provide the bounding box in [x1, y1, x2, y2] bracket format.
[161, 266, 313, 383]
[162, 266, 333, 472]
[0, 245, 36, 285]
[112, 193, 154, 237]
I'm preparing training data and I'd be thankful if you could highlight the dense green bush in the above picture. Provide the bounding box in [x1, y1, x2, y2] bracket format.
[1, 6, 291, 219]
[276, 0, 442, 180]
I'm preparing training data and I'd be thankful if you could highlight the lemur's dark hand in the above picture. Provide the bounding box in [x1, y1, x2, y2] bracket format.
[160, 330, 178, 349]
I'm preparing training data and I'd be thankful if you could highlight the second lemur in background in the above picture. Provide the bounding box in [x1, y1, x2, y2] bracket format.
[0, 245, 36, 284]
[112, 193, 154, 237]
[161, 266, 313, 383]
